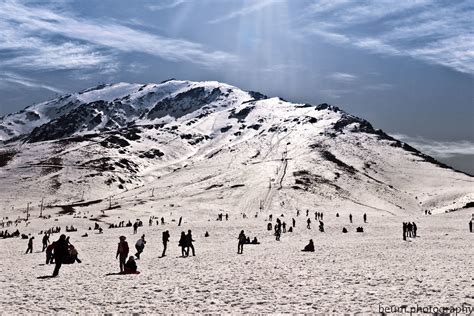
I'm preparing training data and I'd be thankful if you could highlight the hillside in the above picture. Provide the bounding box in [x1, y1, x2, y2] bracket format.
[0, 80, 472, 217]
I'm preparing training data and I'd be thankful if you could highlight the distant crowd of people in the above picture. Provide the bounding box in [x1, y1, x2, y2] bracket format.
[0, 229, 20, 239]
[10, 206, 472, 279]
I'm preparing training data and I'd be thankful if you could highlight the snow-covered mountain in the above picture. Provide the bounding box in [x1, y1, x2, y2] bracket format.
[0, 80, 472, 216]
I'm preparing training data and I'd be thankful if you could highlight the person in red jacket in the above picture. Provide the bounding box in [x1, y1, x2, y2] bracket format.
[116, 236, 129, 273]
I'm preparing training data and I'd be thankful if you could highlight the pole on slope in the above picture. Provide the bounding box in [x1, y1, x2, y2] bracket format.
[151, 188, 154, 197]
[26, 202, 31, 221]
[40, 198, 44, 218]
[109, 196, 112, 210]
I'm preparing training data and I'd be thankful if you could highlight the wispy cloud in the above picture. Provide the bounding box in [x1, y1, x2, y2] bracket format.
[302, 0, 474, 74]
[391, 134, 474, 158]
[0, 72, 63, 93]
[148, 0, 188, 11]
[209, 0, 284, 24]
[328, 72, 357, 82]
[0, 0, 237, 71]
[259, 63, 302, 73]
[363, 83, 393, 91]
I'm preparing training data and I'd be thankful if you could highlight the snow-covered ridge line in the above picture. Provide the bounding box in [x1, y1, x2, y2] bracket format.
[0, 80, 262, 142]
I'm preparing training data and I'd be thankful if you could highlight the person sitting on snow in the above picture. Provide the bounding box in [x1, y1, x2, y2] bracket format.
[302, 239, 315, 252]
[124, 256, 137, 274]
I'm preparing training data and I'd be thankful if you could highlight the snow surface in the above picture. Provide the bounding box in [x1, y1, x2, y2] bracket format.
[0, 203, 472, 313]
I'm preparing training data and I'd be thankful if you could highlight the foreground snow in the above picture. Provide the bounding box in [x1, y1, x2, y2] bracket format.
[0, 204, 472, 313]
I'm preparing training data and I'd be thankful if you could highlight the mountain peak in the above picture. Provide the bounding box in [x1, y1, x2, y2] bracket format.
[0, 79, 472, 217]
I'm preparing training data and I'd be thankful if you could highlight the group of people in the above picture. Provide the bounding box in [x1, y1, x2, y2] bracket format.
[14, 208, 472, 279]
[0, 229, 20, 239]
[148, 216, 165, 226]
[178, 230, 196, 257]
[42, 234, 81, 276]
[116, 236, 138, 274]
[216, 213, 229, 221]
[133, 220, 144, 234]
[41, 226, 61, 235]
[269, 210, 372, 236]
[65, 225, 77, 232]
[403, 222, 417, 240]
[237, 230, 259, 254]
[108, 220, 133, 229]
[0, 218, 16, 228]
[314, 212, 324, 221]
[114, 230, 172, 274]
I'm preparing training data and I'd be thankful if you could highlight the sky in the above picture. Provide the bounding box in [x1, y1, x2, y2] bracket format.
[0, 0, 473, 173]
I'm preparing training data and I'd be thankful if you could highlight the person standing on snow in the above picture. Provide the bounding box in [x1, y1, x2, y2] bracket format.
[25, 236, 34, 254]
[42, 233, 49, 252]
[237, 230, 246, 254]
[52, 234, 69, 277]
[161, 230, 170, 257]
[186, 230, 196, 256]
[179, 231, 187, 257]
[135, 234, 146, 259]
[116, 236, 129, 273]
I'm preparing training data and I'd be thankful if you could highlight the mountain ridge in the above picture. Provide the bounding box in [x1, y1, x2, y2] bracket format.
[0, 79, 472, 216]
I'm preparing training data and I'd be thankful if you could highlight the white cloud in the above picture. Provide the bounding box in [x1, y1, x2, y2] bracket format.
[328, 72, 357, 82]
[3, 40, 112, 71]
[0, 0, 237, 70]
[259, 63, 302, 73]
[363, 83, 393, 91]
[0, 72, 64, 93]
[148, 0, 188, 11]
[302, 0, 474, 74]
[208, 0, 284, 24]
[391, 134, 474, 158]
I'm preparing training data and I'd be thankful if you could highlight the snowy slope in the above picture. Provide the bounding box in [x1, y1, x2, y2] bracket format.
[0, 80, 472, 218]
[0, 80, 257, 142]
[1, 79, 473, 314]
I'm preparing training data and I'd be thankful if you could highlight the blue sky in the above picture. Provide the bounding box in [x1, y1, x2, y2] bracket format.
[0, 0, 473, 172]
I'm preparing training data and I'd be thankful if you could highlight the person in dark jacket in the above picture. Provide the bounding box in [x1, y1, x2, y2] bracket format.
[25, 236, 34, 254]
[124, 256, 137, 274]
[116, 236, 129, 273]
[302, 239, 315, 252]
[52, 234, 69, 277]
[179, 232, 187, 257]
[161, 230, 170, 257]
[186, 230, 195, 256]
[237, 230, 246, 254]
[46, 242, 56, 264]
[42, 233, 49, 252]
[135, 234, 146, 259]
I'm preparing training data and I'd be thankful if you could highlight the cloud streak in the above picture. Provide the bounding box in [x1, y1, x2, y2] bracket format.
[328, 72, 357, 82]
[392, 134, 474, 158]
[302, 0, 474, 74]
[0, 0, 237, 71]
[148, 0, 188, 11]
[0, 72, 63, 93]
[208, 0, 284, 24]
